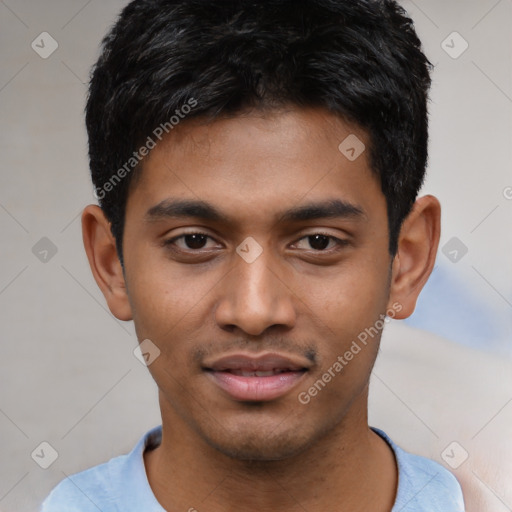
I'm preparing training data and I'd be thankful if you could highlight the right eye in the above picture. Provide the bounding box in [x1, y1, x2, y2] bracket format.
[163, 232, 221, 252]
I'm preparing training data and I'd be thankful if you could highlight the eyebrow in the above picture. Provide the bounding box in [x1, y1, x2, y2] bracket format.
[145, 198, 365, 224]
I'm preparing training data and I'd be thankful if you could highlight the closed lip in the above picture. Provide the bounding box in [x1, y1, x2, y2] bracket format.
[203, 352, 311, 401]
[202, 352, 312, 373]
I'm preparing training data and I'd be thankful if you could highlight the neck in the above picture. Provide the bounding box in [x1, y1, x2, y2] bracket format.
[144, 387, 397, 512]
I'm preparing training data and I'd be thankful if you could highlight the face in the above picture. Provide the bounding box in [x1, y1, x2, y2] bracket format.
[121, 107, 394, 460]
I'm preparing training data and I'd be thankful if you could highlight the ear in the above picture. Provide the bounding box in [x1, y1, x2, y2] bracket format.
[387, 195, 441, 319]
[81, 205, 133, 321]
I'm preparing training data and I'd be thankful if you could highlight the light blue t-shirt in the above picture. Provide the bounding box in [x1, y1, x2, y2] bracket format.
[41, 425, 465, 511]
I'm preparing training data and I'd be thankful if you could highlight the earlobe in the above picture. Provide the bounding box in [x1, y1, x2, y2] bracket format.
[81, 205, 133, 321]
[387, 195, 441, 319]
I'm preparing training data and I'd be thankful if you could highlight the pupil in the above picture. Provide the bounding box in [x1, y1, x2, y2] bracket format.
[309, 235, 329, 250]
[185, 234, 207, 249]
[183, 235, 330, 250]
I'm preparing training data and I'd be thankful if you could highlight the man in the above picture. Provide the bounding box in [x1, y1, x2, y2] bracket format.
[41, 0, 466, 510]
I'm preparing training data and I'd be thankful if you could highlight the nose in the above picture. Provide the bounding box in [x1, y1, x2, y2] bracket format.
[214, 247, 297, 337]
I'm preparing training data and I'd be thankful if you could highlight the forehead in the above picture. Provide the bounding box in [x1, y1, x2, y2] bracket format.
[126, 107, 385, 228]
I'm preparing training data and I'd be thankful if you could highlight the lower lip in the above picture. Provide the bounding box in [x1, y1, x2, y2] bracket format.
[206, 370, 306, 401]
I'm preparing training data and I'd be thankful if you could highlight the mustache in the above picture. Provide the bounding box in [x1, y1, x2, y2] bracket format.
[190, 337, 318, 366]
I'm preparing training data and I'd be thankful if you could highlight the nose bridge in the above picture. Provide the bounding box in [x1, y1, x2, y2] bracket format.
[236, 247, 277, 306]
[215, 242, 296, 335]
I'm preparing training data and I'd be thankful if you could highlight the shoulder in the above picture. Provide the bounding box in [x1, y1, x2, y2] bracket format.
[372, 428, 466, 512]
[395, 449, 465, 511]
[40, 458, 118, 512]
[40, 426, 162, 512]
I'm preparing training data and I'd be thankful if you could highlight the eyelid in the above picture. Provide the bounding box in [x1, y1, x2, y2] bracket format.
[163, 229, 349, 252]
[292, 232, 349, 250]
[163, 230, 219, 246]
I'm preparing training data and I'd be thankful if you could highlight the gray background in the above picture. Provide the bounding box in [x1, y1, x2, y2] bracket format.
[1, 1, 511, 511]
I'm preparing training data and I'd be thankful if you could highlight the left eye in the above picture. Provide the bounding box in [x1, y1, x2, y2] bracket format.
[294, 234, 346, 251]
[164, 232, 347, 252]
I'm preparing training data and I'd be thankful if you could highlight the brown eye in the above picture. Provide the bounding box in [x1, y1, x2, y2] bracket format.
[294, 234, 347, 252]
[164, 232, 218, 251]
[180, 234, 208, 250]
[306, 234, 330, 251]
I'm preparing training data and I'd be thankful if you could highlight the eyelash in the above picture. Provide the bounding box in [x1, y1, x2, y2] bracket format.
[163, 231, 349, 253]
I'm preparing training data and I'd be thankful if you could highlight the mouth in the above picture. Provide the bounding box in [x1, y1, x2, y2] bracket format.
[203, 353, 310, 402]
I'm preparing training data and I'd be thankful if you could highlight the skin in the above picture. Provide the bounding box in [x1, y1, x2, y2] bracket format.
[82, 107, 441, 512]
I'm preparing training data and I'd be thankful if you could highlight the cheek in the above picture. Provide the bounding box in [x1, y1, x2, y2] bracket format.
[297, 269, 388, 409]
[304, 260, 390, 339]
[125, 253, 222, 347]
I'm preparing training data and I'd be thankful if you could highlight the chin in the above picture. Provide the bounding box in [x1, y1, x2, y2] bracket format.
[197, 415, 324, 462]
[208, 433, 310, 462]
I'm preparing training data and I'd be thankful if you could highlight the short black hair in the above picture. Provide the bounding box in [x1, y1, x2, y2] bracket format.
[86, 0, 433, 264]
